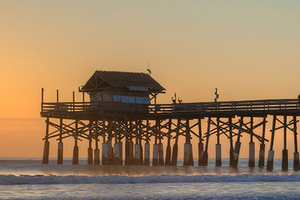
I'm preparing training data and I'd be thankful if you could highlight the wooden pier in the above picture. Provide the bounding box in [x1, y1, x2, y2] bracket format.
[41, 71, 300, 171]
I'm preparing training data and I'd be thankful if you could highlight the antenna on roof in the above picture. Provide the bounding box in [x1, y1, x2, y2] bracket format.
[146, 61, 151, 75]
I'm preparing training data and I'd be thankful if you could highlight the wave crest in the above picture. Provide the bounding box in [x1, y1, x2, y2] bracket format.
[1, 174, 300, 185]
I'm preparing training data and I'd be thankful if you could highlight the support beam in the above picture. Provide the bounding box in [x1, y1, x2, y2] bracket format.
[233, 117, 243, 168]
[267, 115, 276, 171]
[258, 117, 266, 167]
[201, 117, 211, 166]
[42, 117, 50, 164]
[216, 117, 221, 166]
[72, 119, 79, 165]
[144, 142, 150, 165]
[94, 124, 100, 165]
[153, 144, 159, 166]
[144, 120, 150, 165]
[184, 119, 194, 166]
[114, 142, 123, 165]
[249, 117, 255, 168]
[102, 142, 109, 165]
[87, 120, 93, 165]
[158, 143, 164, 166]
[293, 116, 299, 171]
[135, 144, 141, 165]
[171, 119, 180, 166]
[57, 142, 63, 165]
[198, 119, 204, 166]
[57, 118, 63, 164]
[282, 115, 288, 171]
[229, 118, 234, 167]
[165, 119, 172, 166]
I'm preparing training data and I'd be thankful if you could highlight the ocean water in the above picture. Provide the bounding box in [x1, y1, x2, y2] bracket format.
[1, 158, 300, 200]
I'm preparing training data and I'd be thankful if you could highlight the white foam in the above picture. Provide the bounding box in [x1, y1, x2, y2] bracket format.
[1, 174, 300, 185]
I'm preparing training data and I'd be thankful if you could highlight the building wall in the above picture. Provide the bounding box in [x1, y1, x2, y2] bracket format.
[90, 92, 150, 104]
[90, 92, 112, 102]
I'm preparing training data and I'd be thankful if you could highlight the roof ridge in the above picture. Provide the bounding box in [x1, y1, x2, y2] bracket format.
[96, 70, 148, 75]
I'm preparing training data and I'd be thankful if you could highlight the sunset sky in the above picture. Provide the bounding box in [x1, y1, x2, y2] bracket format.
[1, 0, 300, 158]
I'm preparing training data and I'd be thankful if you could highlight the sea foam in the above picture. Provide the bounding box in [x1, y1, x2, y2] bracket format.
[1, 173, 300, 185]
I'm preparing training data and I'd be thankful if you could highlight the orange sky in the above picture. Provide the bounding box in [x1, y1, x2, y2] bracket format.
[1, 1, 300, 159]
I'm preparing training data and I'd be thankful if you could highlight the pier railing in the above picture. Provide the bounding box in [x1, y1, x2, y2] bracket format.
[148, 99, 300, 114]
[41, 99, 300, 116]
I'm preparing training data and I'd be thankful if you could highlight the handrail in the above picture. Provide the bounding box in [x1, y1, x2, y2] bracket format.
[41, 99, 300, 115]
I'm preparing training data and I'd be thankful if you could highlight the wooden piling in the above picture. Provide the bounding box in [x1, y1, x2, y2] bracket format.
[215, 117, 221, 166]
[198, 119, 204, 166]
[165, 119, 172, 166]
[72, 119, 79, 165]
[153, 144, 159, 166]
[201, 117, 211, 166]
[144, 120, 150, 165]
[248, 117, 255, 168]
[94, 128, 100, 165]
[114, 142, 123, 165]
[57, 118, 63, 164]
[282, 115, 288, 171]
[293, 116, 299, 171]
[57, 142, 63, 164]
[42, 117, 50, 164]
[158, 143, 164, 166]
[258, 117, 266, 167]
[87, 120, 93, 165]
[171, 119, 180, 166]
[184, 119, 194, 166]
[267, 115, 276, 171]
[233, 117, 243, 168]
[144, 142, 150, 165]
[229, 118, 234, 167]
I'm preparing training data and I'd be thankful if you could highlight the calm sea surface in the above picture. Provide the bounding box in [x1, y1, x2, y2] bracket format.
[1, 158, 300, 200]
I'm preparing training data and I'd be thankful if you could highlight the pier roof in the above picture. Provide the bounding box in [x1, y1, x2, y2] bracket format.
[81, 70, 165, 93]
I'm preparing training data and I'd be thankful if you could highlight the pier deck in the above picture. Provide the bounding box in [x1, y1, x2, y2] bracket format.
[41, 98, 300, 120]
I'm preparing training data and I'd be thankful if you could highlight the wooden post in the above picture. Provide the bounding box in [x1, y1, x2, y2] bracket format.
[233, 116, 243, 167]
[56, 89, 59, 103]
[42, 117, 50, 164]
[267, 115, 276, 171]
[198, 119, 203, 166]
[249, 116, 255, 168]
[144, 120, 150, 165]
[282, 115, 288, 171]
[41, 88, 44, 113]
[216, 117, 221, 166]
[293, 116, 299, 171]
[72, 91, 75, 112]
[201, 117, 211, 166]
[108, 121, 113, 164]
[134, 120, 141, 165]
[102, 120, 109, 165]
[165, 119, 172, 166]
[94, 130, 100, 165]
[229, 118, 234, 167]
[258, 117, 266, 167]
[184, 119, 194, 166]
[139, 120, 143, 164]
[152, 120, 159, 166]
[82, 91, 85, 111]
[171, 118, 180, 166]
[72, 119, 79, 165]
[57, 118, 63, 164]
[157, 120, 164, 166]
[125, 121, 134, 165]
[87, 120, 93, 165]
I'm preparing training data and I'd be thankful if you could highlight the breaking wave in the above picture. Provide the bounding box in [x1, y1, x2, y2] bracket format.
[1, 173, 300, 185]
